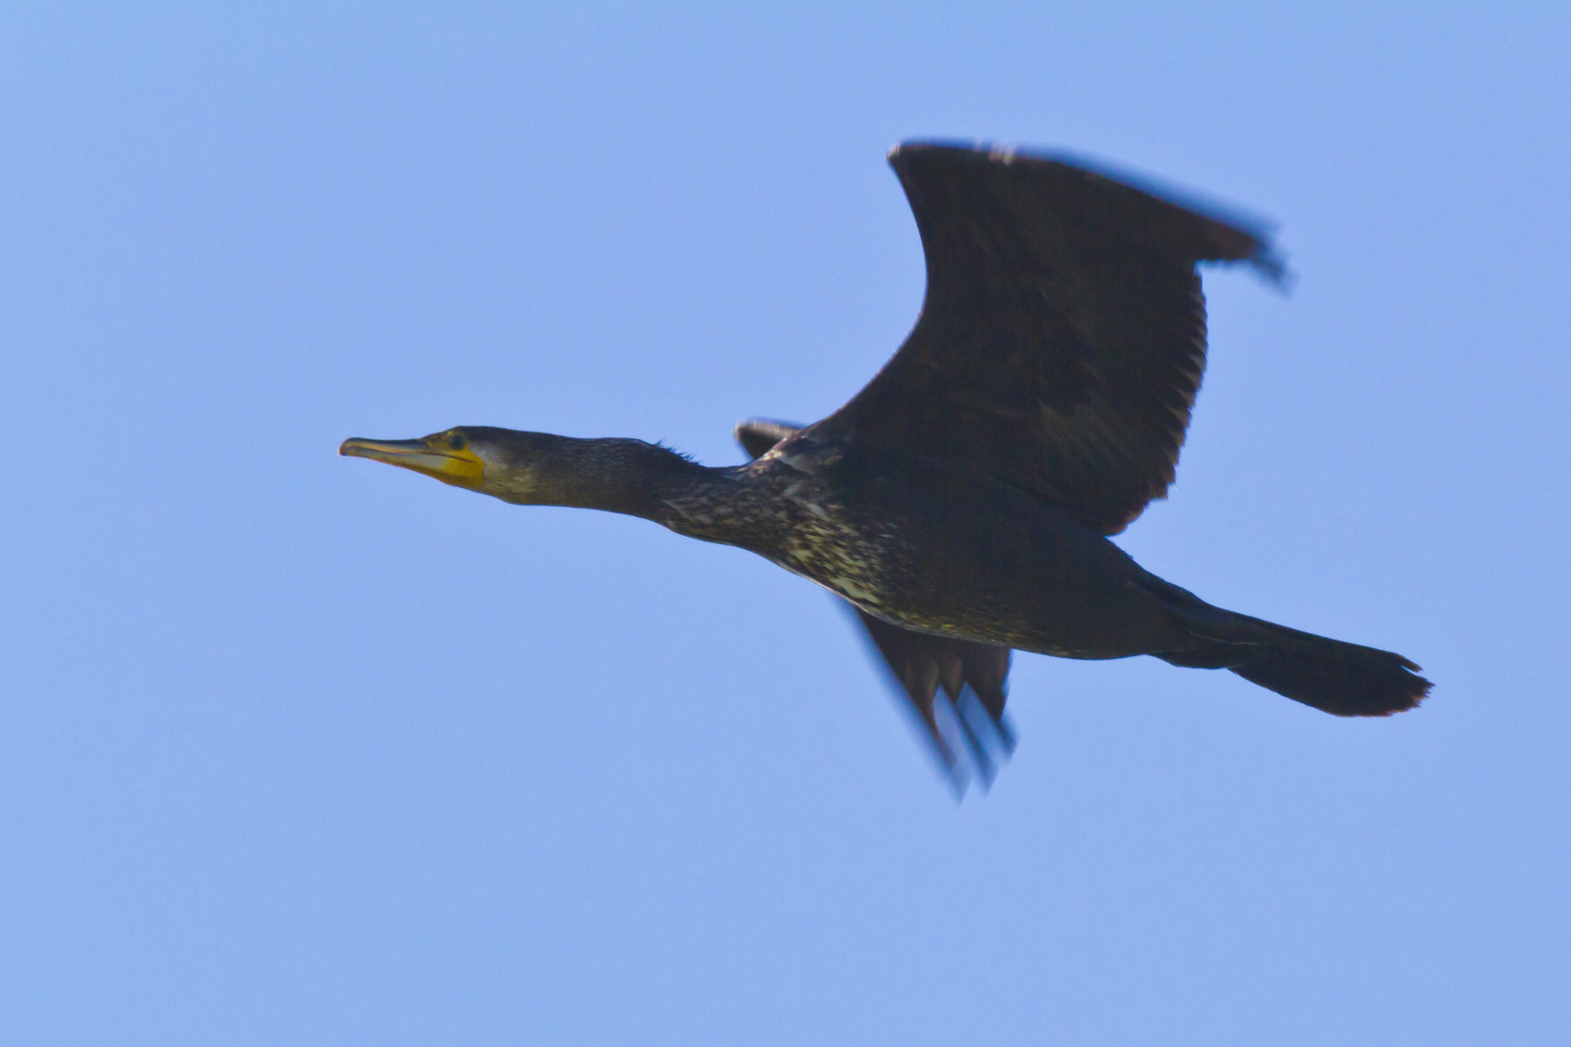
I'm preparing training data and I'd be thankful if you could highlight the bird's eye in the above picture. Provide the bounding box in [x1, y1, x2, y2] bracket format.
[448, 433, 467, 450]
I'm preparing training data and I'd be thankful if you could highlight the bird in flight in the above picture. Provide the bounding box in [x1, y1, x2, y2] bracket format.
[342, 142, 1429, 790]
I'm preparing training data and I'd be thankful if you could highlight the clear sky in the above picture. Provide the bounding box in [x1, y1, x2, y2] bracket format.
[4, 4, 1568, 1044]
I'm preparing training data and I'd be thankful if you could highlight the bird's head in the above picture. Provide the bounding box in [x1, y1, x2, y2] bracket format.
[339, 427, 551, 503]
[340, 426, 702, 512]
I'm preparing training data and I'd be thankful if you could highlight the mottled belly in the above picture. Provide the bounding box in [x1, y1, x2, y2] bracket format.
[776, 517, 892, 609]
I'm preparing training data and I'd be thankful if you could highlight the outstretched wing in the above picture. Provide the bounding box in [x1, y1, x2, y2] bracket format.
[817, 142, 1287, 535]
[735, 419, 1015, 788]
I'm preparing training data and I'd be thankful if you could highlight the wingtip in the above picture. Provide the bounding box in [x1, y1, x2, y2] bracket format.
[1354, 669, 1432, 718]
[1248, 244, 1296, 293]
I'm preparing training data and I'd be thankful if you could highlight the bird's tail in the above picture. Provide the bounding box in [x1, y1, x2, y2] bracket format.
[1154, 593, 1431, 716]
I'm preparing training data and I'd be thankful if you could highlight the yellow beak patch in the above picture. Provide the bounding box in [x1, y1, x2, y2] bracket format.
[339, 435, 485, 489]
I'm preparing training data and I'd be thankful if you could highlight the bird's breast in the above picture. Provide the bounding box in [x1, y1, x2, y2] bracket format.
[775, 504, 890, 607]
[663, 462, 899, 611]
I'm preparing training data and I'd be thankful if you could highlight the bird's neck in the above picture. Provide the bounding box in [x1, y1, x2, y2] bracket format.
[495, 436, 720, 523]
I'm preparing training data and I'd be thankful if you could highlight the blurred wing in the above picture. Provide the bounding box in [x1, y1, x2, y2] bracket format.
[851, 607, 1013, 790]
[818, 142, 1287, 535]
[735, 418, 1016, 787]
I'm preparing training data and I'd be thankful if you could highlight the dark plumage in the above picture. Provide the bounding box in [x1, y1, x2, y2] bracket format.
[342, 141, 1430, 789]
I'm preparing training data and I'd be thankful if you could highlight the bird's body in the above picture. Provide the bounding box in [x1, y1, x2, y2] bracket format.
[343, 141, 1430, 786]
[673, 436, 1175, 661]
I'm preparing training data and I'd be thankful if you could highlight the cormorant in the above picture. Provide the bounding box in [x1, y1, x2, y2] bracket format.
[342, 142, 1430, 787]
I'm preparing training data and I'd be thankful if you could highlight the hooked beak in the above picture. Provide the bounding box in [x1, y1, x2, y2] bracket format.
[339, 436, 485, 489]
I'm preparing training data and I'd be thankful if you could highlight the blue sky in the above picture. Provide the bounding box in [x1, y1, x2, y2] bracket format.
[4, 4, 1568, 1044]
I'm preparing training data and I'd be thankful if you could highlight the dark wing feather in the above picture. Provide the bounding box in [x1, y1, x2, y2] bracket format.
[817, 142, 1287, 535]
[852, 608, 1013, 789]
[735, 418, 1015, 786]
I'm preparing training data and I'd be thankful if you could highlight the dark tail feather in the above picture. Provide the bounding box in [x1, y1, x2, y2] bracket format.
[1159, 611, 1431, 717]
